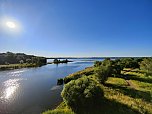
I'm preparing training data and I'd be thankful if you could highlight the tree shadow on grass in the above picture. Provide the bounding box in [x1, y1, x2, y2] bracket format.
[105, 83, 151, 103]
[77, 98, 140, 114]
[118, 74, 152, 84]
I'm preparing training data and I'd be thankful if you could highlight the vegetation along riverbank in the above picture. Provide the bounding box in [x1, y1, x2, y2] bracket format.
[43, 57, 152, 114]
[48, 59, 73, 64]
[0, 52, 47, 71]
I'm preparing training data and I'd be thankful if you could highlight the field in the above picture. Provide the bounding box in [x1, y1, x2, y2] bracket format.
[43, 68, 152, 114]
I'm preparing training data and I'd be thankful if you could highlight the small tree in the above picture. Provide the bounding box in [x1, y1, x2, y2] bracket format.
[61, 76, 104, 113]
[26, 59, 32, 63]
[53, 58, 58, 63]
[95, 65, 112, 84]
[19, 60, 24, 64]
[140, 58, 152, 76]
[94, 59, 113, 84]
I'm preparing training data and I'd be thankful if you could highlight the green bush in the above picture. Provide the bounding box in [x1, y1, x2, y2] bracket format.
[95, 65, 112, 84]
[64, 67, 94, 84]
[94, 59, 113, 84]
[61, 76, 104, 113]
[140, 58, 152, 76]
[57, 78, 64, 85]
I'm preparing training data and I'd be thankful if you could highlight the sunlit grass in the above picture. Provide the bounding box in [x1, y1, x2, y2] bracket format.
[43, 68, 152, 114]
[106, 77, 127, 86]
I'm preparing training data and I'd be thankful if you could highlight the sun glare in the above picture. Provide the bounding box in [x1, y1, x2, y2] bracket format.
[6, 21, 16, 28]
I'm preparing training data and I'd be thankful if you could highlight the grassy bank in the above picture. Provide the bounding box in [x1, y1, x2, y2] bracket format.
[43, 68, 152, 114]
[0, 63, 40, 71]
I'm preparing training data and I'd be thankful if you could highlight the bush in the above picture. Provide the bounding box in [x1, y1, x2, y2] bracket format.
[61, 76, 104, 113]
[111, 60, 123, 77]
[57, 78, 64, 85]
[63, 67, 94, 84]
[140, 58, 152, 76]
[94, 59, 113, 84]
[118, 58, 142, 69]
[95, 65, 112, 84]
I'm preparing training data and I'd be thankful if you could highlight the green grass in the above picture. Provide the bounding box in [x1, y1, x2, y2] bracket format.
[43, 68, 152, 114]
[0, 63, 39, 70]
[42, 102, 74, 114]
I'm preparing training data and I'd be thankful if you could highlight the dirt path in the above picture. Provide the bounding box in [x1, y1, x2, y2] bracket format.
[125, 80, 136, 89]
[123, 69, 136, 89]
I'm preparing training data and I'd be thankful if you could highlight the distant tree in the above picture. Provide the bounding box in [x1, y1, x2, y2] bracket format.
[140, 58, 152, 76]
[19, 60, 24, 64]
[65, 59, 68, 62]
[94, 61, 102, 67]
[118, 58, 141, 69]
[112, 61, 122, 76]
[53, 58, 58, 63]
[0, 52, 46, 65]
[5, 62, 9, 65]
[26, 59, 31, 63]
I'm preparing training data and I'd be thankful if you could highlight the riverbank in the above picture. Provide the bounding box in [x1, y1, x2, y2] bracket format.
[0, 63, 42, 71]
[43, 68, 152, 114]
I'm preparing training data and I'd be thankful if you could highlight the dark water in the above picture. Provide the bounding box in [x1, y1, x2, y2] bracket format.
[0, 59, 102, 114]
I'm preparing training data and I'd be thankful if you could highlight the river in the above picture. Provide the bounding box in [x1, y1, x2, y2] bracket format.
[0, 59, 102, 114]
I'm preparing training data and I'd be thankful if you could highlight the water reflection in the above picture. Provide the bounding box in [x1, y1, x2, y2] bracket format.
[0, 59, 98, 114]
[1, 79, 20, 101]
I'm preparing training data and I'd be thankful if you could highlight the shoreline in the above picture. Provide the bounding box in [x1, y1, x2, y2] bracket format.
[0, 63, 45, 71]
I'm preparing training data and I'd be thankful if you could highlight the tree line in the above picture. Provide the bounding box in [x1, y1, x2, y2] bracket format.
[0, 52, 47, 65]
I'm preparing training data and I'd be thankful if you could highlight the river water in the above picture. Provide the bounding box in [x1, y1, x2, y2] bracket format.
[0, 59, 102, 114]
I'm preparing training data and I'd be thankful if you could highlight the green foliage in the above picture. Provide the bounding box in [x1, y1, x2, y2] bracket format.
[57, 78, 64, 85]
[26, 59, 31, 63]
[53, 59, 71, 64]
[94, 61, 102, 67]
[118, 58, 143, 69]
[44, 68, 152, 114]
[94, 59, 113, 84]
[0, 52, 46, 65]
[64, 67, 94, 84]
[140, 58, 152, 76]
[111, 60, 123, 76]
[61, 76, 104, 113]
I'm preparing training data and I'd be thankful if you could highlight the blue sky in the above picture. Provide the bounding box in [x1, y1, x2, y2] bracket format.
[0, 0, 152, 57]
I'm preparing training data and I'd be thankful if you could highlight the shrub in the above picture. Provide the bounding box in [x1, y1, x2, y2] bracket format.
[111, 60, 123, 77]
[94, 59, 113, 84]
[61, 76, 104, 113]
[95, 65, 112, 84]
[140, 58, 152, 76]
[63, 67, 94, 84]
[57, 78, 64, 85]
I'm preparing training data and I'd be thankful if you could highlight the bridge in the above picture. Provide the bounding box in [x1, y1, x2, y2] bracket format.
[46, 57, 115, 59]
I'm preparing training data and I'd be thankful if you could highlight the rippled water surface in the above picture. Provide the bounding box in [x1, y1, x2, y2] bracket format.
[0, 59, 102, 114]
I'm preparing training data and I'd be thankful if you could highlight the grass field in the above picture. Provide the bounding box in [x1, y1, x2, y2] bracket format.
[43, 68, 152, 114]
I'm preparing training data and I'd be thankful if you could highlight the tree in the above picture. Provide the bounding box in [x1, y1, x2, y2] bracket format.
[19, 60, 24, 64]
[26, 59, 31, 63]
[140, 58, 152, 76]
[94, 59, 113, 84]
[61, 76, 104, 113]
[53, 58, 58, 63]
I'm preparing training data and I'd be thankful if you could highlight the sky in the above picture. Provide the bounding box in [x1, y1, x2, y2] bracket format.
[0, 0, 152, 57]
